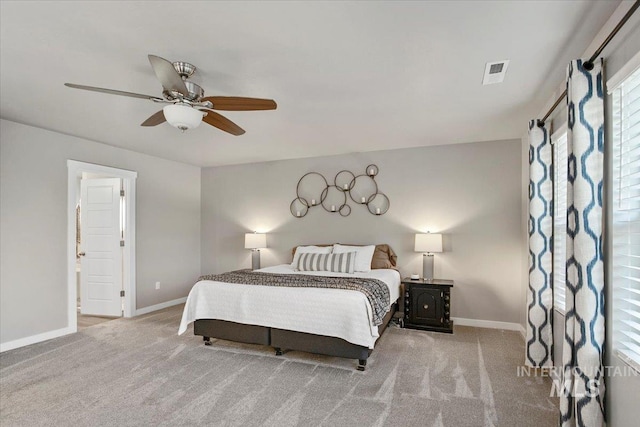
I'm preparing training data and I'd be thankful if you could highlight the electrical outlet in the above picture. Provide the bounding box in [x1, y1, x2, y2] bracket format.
[155, 281, 160, 290]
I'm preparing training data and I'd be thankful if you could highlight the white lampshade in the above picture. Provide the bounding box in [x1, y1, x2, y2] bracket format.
[245, 233, 267, 249]
[163, 104, 204, 131]
[415, 233, 443, 253]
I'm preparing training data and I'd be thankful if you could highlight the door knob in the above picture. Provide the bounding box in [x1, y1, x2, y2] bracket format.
[78, 252, 86, 257]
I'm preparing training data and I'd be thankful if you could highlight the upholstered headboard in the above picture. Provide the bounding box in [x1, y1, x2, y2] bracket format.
[291, 244, 397, 269]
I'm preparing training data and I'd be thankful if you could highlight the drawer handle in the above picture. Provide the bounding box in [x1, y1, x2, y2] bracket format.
[423, 304, 429, 310]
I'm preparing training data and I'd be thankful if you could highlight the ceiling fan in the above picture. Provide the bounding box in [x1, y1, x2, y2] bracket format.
[65, 55, 277, 135]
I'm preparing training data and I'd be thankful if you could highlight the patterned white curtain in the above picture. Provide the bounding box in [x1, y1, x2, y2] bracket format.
[560, 58, 605, 427]
[526, 120, 554, 368]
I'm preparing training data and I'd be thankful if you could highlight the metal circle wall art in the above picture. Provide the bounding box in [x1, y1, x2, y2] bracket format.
[321, 185, 347, 213]
[290, 165, 389, 218]
[290, 198, 309, 218]
[339, 204, 351, 217]
[296, 172, 328, 208]
[348, 174, 378, 205]
[334, 170, 355, 192]
[367, 192, 390, 216]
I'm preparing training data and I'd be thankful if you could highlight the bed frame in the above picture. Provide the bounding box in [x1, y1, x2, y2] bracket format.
[194, 301, 397, 371]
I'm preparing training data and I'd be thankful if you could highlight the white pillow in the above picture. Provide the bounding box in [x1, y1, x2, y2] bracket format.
[332, 244, 376, 272]
[291, 245, 333, 269]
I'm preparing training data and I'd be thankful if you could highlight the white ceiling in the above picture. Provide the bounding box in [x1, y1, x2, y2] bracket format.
[0, 1, 621, 167]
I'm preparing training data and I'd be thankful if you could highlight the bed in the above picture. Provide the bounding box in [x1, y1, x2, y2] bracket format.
[179, 244, 400, 370]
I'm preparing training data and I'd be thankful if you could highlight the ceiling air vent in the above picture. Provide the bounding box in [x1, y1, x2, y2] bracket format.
[482, 60, 510, 85]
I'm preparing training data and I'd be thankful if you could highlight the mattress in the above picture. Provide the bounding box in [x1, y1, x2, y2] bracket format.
[178, 264, 401, 349]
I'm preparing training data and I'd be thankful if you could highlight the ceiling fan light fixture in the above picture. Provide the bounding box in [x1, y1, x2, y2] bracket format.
[163, 104, 204, 132]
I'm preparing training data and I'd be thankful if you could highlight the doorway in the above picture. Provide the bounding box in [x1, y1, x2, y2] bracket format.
[67, 160, 137, 333]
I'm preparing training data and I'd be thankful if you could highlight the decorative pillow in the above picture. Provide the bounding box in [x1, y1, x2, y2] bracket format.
[291, 244, 397, 270]
[332, 244, 376, 272]
[297, 251, 356, 274]
[291, 245, 333, 268]
[371, 244, 398, 269]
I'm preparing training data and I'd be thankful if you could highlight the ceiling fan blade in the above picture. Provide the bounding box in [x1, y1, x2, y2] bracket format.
[64, 83, 162, 101]
[201, 96, 277, 111]
[148, 55, 189, 96]
[202, 111, 245, 136]
[140, 110, 166, 127]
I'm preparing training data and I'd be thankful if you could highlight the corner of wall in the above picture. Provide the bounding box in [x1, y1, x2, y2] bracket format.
[520, 133, 530, 335]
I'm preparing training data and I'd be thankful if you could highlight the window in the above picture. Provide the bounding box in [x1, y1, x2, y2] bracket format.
[552, 127, 568, 314]
[611, 64, 640, 372]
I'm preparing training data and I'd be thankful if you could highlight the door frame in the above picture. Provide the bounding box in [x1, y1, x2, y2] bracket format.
[67, 160, 137, 331]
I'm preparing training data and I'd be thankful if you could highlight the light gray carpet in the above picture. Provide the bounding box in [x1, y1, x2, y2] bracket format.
[77, 312, 116, 331]
[1, 305, 558, 426]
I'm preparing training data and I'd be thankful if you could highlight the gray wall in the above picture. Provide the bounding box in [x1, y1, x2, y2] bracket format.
[0, 119, 201, 344]
[201, 139, 523, 325]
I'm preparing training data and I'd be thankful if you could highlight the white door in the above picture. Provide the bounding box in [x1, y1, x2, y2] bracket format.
[80, 178, 122, 316]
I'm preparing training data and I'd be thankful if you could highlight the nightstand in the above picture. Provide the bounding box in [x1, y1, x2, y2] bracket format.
[402, 278, 453, 333]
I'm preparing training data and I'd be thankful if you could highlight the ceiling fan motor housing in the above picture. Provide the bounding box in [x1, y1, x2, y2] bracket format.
[172, 61, 196, 79]
[164, 81, 204, 102]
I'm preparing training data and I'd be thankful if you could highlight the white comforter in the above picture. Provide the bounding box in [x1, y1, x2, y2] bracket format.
[178, 264, 401, 349]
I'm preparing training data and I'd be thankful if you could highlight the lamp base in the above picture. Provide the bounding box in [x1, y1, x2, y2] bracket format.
[251, 249, 261, 270]
[422, 253, 434, 281]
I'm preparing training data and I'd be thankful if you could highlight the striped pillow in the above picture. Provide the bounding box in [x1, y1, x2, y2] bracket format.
[297, 251, 357, 274]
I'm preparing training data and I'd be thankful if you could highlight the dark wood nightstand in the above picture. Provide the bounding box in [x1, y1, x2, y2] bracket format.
[402, 278, 453, 333]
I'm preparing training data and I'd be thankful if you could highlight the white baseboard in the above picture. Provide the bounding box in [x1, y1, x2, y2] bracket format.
[452, 317, 526, 337]
[0, 326, 76, 353]
[0, 296, 187, 352]
[135, 297, 187, 316]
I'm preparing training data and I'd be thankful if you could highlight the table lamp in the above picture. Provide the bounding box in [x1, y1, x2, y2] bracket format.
[414, 233, 443, 281]
[245, 232, 267, 270]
